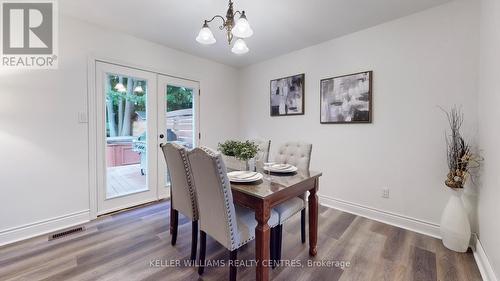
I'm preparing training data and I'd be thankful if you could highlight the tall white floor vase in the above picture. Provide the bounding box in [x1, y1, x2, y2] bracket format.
[440, 188, 471, 252]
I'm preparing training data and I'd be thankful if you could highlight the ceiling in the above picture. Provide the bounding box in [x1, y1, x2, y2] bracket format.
[60, 0, 452, 68]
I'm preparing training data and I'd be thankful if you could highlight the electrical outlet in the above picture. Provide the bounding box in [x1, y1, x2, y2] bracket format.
[382, 188, 390, 199]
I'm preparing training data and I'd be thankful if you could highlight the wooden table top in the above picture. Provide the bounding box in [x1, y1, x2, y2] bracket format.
[230, 169, 322, 199]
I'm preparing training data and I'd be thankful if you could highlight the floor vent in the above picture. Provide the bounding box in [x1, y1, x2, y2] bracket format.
[49, 226, 86, 241]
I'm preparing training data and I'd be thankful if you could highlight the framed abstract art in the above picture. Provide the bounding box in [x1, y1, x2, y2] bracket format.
[270, 73, 305, 116]
[320, 71, 372, 124]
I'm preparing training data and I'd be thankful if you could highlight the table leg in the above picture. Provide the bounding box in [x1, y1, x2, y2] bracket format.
[169, 189, 174, 235]
[308, 179, 319, 256]
[255, 200, 271, 281]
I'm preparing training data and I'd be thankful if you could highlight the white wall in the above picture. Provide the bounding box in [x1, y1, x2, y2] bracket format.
[0, 15, 240, 244]
[477, 0, 500, 278]
[238, 0, 479, 235]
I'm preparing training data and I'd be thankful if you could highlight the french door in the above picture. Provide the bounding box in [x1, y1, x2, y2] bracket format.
[157, 75, 200, 198]
[95, 62, 200, 215]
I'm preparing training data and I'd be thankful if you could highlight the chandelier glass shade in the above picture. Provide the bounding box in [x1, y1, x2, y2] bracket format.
[114, 83, 126, 93]
[231, 38, 249, 54]
[134, 84, 144, 93]
[196, 22, 216, 45]
[231, 13, 253, 38]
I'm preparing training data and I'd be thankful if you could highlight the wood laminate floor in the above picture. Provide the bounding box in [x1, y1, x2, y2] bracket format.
[0, 201, 482, 281]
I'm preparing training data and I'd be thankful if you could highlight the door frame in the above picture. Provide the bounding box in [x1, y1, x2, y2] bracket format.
[87, 56, 202, 219]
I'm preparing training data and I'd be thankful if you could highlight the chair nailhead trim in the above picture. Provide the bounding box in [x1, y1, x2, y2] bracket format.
[178, 146, 199, 220]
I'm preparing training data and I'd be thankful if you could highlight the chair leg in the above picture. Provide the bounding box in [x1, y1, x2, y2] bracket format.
[198, 231, 207, 275]
[270, 227, 276, 269]
[190, 220, 198, 261]
[276, 224, 283, 262]
[171, 209, 178, 246]
[229, 249, 238, 281]
[301, 209, 306, 244]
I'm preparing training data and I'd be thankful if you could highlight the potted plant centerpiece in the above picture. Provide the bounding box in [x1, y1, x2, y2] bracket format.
[218, 140, 259, 171]
[440, 107, 481, 252]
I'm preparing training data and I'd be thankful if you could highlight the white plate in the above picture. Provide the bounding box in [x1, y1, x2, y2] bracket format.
[227, 171, 263, 183]
[263, 164, 298, 173]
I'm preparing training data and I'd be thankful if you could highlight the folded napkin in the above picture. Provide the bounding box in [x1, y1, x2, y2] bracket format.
[229, 171, 257, 179]
[271, 164, 292, 170]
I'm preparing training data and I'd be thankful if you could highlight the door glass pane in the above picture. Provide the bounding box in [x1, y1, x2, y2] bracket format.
[164, 85, 194, 186]
[105, 74, 148, 199]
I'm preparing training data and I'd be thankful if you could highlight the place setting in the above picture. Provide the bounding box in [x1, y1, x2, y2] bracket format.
[263, 162, 298, 174]
[227, 170, 263, 183]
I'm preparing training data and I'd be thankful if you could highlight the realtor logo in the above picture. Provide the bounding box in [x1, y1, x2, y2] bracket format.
[1, 0, 58, 68]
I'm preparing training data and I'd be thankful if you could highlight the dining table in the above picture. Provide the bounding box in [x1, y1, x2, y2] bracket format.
[230, 168, 322, 281]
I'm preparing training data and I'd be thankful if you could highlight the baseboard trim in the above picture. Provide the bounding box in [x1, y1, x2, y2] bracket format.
[319, 194, 441, 238]
[0, 210, 90, 247]
[472, 234, 498, 281]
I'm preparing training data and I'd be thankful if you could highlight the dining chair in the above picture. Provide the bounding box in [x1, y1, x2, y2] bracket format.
[160, 143, 199, 261]
[188, 147, 280, 281]
[253, 139, 271, 170]
[272, 141, 312, 265]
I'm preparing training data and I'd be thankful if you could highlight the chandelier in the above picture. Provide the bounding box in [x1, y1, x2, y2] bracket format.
[196, 0, 253, 55]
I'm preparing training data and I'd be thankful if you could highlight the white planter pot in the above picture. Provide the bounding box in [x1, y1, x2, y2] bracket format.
[222, 155, 247, 171]
[440, 188, 471, 252]
[221, 155, 256, 171]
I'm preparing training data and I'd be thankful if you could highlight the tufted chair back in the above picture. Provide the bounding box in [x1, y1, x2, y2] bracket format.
[161, 143, 198, 220]
[188, 147, 239, 250]
[274, 142, 312, 171]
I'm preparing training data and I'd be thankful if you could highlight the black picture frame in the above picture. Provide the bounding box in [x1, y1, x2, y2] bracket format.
[320, 71, 373, 124]
[270, 73, 305, 116]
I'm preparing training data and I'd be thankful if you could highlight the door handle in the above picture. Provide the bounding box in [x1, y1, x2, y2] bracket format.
[159, 134, 165, 148]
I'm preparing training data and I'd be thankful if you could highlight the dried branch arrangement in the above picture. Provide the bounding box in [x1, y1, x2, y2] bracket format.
[442, 106, 481, 189]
